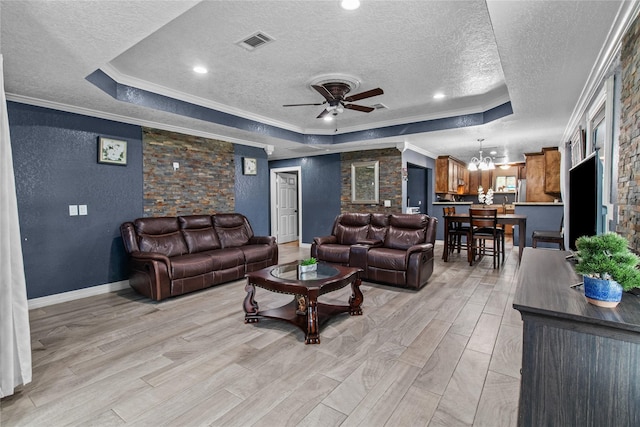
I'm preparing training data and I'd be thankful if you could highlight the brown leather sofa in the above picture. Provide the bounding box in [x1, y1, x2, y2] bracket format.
[311, 213, 437, 290]
[120, 213, 277, 301]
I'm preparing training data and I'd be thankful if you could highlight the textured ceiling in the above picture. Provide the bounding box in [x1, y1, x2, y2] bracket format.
[0, 0, 629, 162]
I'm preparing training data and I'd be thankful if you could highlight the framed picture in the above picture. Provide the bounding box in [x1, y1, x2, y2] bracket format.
[98, 137, 127, 165]
[570, 127, 584, 167]
[243, 157, 257, 175]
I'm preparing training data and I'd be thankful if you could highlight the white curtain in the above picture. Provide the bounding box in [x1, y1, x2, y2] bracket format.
[0, 54, 32, 398]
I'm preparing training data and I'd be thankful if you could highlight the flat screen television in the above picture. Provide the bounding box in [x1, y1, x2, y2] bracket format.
[569, 152, 603, 250]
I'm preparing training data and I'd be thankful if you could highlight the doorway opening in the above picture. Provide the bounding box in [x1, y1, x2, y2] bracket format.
[406, 163, 431, 215]
[270, 166, 302, 245]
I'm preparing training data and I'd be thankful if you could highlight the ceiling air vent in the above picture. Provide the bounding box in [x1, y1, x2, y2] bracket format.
[237, 32, 274, 51]
[371, 103, 388, 110]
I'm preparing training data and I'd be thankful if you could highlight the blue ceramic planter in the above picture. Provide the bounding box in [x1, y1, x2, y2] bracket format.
[583, 275, 622, 308]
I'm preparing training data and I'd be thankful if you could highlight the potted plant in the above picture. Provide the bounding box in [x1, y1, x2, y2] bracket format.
[574, 233, 640, 307]
[299, 257, 318, 273]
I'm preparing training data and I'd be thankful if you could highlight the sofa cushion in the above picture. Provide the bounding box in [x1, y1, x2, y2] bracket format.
[134, 217, 180, 235]
[138, 232, 188, 257]
[170, 253, 215, 279]
[334, 213, 371, 245]
[179, 215, 213, 229]
[135, 217, 188, 257]
[315, 244, 351, 264]
[240, 244, 274, 263]
[367, 247, 406, 271]
[182, 228, 221, 253]
[384, 214, 427, 250]
[178, 215, 221, 253]
[204, 248, 245, 270]
[214, 214, 252, 248]
[368, 213, 389, 241]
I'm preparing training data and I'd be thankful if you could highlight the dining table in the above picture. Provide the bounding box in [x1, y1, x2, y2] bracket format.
[442, 212, 527, 263]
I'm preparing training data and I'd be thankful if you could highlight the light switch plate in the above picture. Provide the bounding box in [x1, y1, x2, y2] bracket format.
[384, 200, 391, 207]
[69, 205, 78, 216]
[79, 205, 88, 215]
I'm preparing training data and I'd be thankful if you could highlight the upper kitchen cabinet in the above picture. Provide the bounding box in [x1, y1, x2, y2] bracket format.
[436, 156, 469, 194]
[468, 170, 493, 195]
[543, 147, 561, 194]
[525, 147, 561, 202]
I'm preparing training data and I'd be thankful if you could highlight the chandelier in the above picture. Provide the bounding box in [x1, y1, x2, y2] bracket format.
[467, 138, 495, 171]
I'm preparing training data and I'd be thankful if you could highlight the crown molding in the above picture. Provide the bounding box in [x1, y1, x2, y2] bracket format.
[562, 0, 640, 143]
[5, 93, 269, 150]
[100, 63, 305, 134]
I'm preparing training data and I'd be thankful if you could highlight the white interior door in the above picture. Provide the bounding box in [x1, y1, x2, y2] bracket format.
[276, 172, 298, 243]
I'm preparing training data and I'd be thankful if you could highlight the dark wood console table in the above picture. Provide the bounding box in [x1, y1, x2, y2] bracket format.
[513, 248, 640, 427]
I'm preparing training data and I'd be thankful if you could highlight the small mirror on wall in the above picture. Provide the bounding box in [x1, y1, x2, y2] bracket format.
[351, 161, 379, 204]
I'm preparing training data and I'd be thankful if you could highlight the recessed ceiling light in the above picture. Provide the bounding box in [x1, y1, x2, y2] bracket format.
[341, 0, 360, 10]
[193, 66, 208, 74]
[324, 115, 334, 122]
[433, 93, 445, 99]
[490, 150, 497, 155]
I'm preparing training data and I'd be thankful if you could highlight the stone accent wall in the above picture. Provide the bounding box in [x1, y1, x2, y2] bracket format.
[341, 148, 402, 214]
[619, 15, 640, 250]
[143, 128, 235, 217]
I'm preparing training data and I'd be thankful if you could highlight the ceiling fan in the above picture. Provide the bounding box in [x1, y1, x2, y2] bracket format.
[283, 82, 383, 119]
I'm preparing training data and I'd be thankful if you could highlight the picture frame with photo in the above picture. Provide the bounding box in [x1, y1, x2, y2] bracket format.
[570, 127, 585, 167]
[98, 137, 127, 165]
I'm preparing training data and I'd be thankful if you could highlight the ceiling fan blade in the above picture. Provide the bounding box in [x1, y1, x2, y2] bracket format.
[312, 85, 336, 102]
[316, 109, 331, 119]
[282, 102, 325, 107]
[344, 104, 375, 113]
[344, 88, 384, 102]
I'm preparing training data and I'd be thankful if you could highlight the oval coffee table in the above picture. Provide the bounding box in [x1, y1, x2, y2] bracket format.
[243, 261, 363, 344]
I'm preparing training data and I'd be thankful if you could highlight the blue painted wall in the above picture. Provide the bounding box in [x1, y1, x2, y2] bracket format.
[8, 102, 143, 299]
[234, 145, 270, 236]
[513, 204, 564, 248]
[269, 154, 342, 243]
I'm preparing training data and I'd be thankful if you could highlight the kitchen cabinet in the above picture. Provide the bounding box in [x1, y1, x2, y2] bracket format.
[467, 170, 492, 195]
[525, 149, 557, 202]
[543, 147, 561, 194]
[436, 156, 468, 194]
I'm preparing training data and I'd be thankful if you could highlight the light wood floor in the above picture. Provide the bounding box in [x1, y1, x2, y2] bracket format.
[1, 240, 523, 426]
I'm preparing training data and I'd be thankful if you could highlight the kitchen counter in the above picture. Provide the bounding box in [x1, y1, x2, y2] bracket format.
[514, 202, 563, 206]
[513, 203, 564, 248]
[433, 201, 472, 205]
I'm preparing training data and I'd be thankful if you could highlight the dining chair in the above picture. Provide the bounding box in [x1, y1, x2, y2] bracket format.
[469, 208, 505, 268]
[443, 206, 472, 259]
[532, 216, 565, 250]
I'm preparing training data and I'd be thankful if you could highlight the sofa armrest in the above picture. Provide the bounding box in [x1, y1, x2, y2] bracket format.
[130, 250, 172, 265]
[127, 252, 172, 300]
[249, 235, 276, 246]
[405, 243, 434, 263]
[314, 235, 337, 245]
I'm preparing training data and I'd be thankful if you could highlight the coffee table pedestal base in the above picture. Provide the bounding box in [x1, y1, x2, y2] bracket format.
[243, 279, 363, 344]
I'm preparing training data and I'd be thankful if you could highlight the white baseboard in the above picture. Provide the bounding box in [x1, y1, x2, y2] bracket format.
[300, 242, 311, 249]
[28, 280, 130, 310]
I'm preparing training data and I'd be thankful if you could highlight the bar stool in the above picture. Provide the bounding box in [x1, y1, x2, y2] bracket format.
[443, 206, 472, 259]
[532, 216, 565, 250]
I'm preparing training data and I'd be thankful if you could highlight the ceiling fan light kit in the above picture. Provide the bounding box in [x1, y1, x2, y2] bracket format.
[283, 76, 383, 119]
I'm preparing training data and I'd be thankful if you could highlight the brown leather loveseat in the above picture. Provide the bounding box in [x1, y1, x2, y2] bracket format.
[311, 213, 437, 290]
[121, 213, 277, 301]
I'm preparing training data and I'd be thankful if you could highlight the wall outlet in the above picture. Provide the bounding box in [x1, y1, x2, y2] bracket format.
[384, 200, 391, 207]
[79, 205, 88, 215]
[69, 205, 78, 216]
